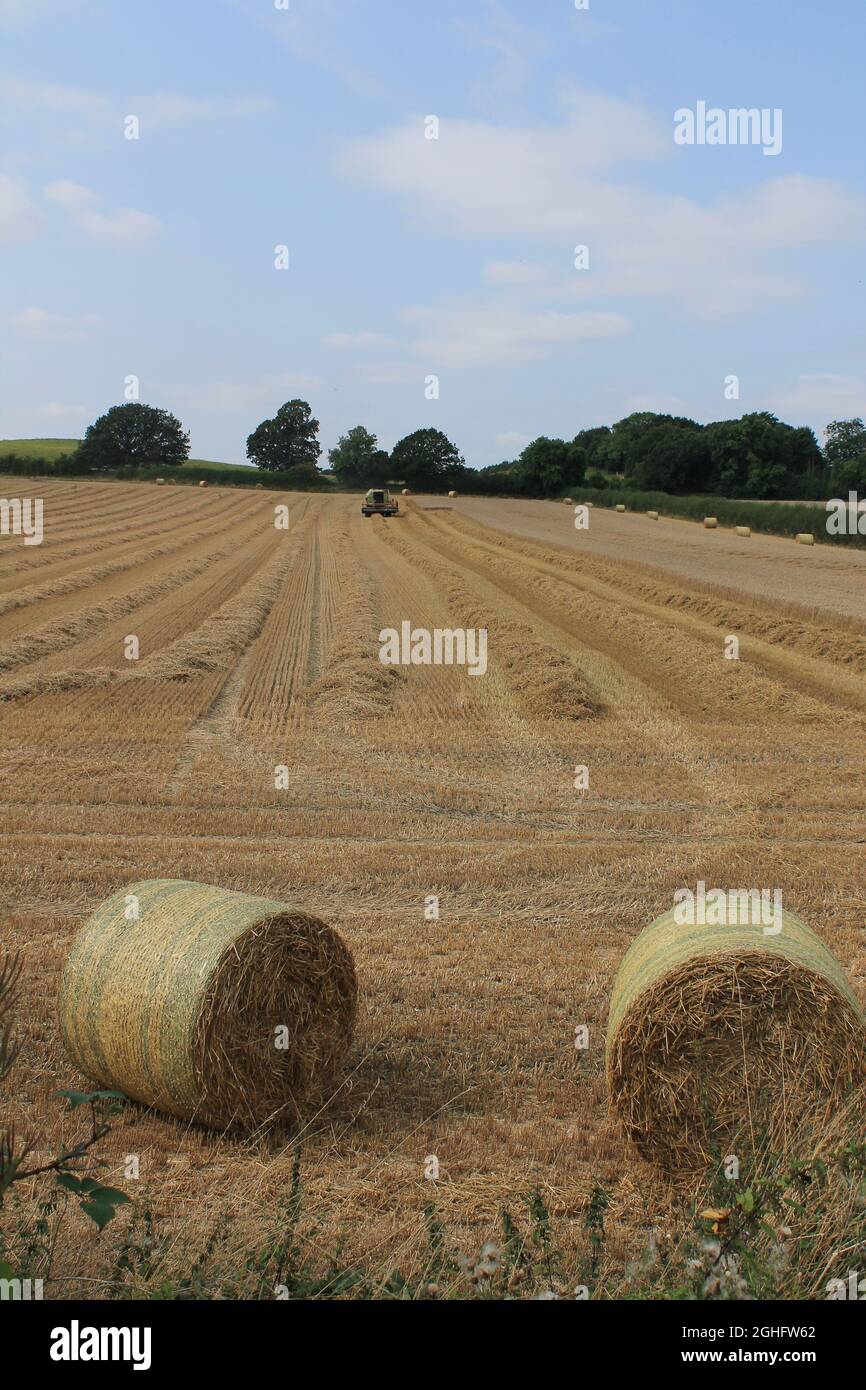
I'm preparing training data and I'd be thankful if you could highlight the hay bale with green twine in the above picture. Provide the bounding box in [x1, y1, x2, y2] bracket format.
[60, 880, 357, 1132]
[606, 905, 865, 1170]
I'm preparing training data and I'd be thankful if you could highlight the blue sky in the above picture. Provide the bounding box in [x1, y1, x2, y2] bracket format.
[1, 0, 864, 466]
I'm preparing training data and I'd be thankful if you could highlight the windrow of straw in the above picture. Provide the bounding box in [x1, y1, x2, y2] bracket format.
[606, 906, 866, 1171]
[60, 879, 357, 1132]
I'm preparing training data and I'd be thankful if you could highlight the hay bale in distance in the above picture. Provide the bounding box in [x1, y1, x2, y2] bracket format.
[402, 488, 412, 496]
[255, 483, 264, 490]
[447, 490, 458, 498]
[796, 532, 815, 546]
[155, 478, 165, 486]
[562, 497, 573, 505]
[199, 480, 207, 488]
[735, 525, 751, 537]
[647, 510, 659, 520]
[606, 905, 865, 1170]
[703, 516, 718, 528]
[615, 503, 626, 513]
[59, 880, 357, 1132]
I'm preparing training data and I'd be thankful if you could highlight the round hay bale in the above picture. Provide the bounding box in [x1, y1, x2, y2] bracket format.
[615, 503, 626, 513]
[255, 483, 264, 489]
[402, 488, 412, 496]
[199, 480, 207, 488]
[606, 906, 865, 1171]
[735, 525, 751, 537]
[562, 497, 573, 505]
[703, 516, 718, 528]
[646, 510, 659, 520]
[59, 880, 357, 1132]
[447, 490, 458, 498]
[796, 532, 815, 546]
[167, 478, 177, 485]
[155, 478, 165, 486]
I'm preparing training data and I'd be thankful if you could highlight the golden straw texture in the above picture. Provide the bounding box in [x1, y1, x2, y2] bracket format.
[60, 879, 357, 1131]
[606, 906, 865, 1170]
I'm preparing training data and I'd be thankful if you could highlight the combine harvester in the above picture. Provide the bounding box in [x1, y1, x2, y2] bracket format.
[361, 486, 400, 518]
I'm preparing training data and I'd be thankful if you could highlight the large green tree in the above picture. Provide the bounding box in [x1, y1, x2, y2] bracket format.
[328, 425, 384, 487]
[824, 418, 866, 466]
[631, 427, 711, 493]
[389, 428, 464, 488]
[246, 399, 322, 472]
[572, 425, 613, 473]
[78, 403, 190, 470]
[516, 437, 580, 494]
[704, 413, 822, 498]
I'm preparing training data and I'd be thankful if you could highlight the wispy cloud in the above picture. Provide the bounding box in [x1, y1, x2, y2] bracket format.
[483, 260, 547, 286]
[133, 91, 275, 130]
[0, 174, 42, 243]
[496, 430, 532, 453]
[0, 306, 100, 343]
[0, 77, 274, 142]
[230, 0, 387, 101]
[402, 305, 629, 369]
[34, 401, 92, 420]
[44, 181, 162, 242]
[0, 0, 84, 21]
[182, 374, 322, 414]
[323, 331, 394, 350]
[772, 374, 866, 421]
[341, 91, 866, 315]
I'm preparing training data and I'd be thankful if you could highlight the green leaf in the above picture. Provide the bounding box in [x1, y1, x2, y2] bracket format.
[55, 1088, 127, 1108]
[79, 1188, 130, 1231]
[56, 1173, 84, 1193]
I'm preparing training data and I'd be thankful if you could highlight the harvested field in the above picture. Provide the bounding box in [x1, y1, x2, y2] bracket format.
[437, 494, 866, 623]
[2, 475, 866, 1293]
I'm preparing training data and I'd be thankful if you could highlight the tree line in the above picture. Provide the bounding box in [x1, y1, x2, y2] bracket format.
[66, 400, 866, 499]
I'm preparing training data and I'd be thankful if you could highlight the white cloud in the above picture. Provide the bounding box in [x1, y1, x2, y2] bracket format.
[0, 175, 40, 243]
[341, 93, 866, 315]
[484, 260, 547, 286]
[323, 331, 394, 350]
[341, 91, 668, 235]
[183, 374, 322, 413]
[0, 175, 42, 243]
[0, 0, 82, 19]
[245, 0, 387, 101]
[496, 431, 532, 453]
[43, 181, 161, 242]
[0, 307, 100, 342]
[133, 92, 275, 130]
[0, 77, 105, 116]
[772, 374, 865, 420]
[617, 392, 692, 417]
[0, 78, 273, 145]
[401, 305, 629, 368]
[354, 361, 422, 386]
[34, 401, 92, 420]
